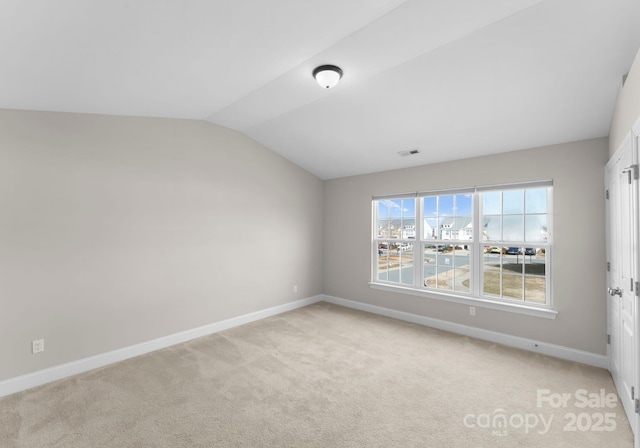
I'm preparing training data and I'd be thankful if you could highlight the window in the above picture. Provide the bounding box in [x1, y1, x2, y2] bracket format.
[376, 198, 416, 286]
[422, 193, 473, 295]
[372, 182, 552, 313]
[480, 188, 549, 304]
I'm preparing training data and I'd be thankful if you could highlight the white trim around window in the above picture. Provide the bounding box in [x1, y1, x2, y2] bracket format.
[368, 282, 557, 319]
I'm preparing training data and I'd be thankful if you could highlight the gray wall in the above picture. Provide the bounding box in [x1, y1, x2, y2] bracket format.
[0, 109, 323, 381]
[610, 48, 640, 155]
[1, 87, 627, 383]
[323, 138, 609, 355]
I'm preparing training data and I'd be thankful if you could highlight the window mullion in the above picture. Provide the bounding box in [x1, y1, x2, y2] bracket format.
[473, 189, 481, 297]
[371, 201, 377, 283]
[415, 197, 423, 288]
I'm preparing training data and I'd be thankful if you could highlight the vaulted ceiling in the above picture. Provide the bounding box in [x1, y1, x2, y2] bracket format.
[1, 0, 639, 179]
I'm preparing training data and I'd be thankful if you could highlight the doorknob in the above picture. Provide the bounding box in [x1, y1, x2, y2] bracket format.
[608, 287, 622, 297]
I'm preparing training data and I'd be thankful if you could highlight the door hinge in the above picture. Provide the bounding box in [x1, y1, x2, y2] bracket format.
[636, 282, 639, 296]
[636, 399, 640, 414]
[623, 164, 639, 183]
[606, 189, 610, 199]
[607, 334, 611, 344]
[631, 278, 634, 292]
[607, 262, 611, 272]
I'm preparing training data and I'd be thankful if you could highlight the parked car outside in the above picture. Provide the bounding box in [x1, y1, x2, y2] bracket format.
[506, 247, 522, 255]
[524, 247, 536, 256]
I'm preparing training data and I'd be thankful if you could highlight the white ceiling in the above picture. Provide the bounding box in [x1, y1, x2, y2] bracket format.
[1, 0, 639, 179]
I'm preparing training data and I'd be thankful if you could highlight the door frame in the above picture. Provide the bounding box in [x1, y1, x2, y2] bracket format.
[607, 124, 640, 448]
[633, 117, 640, 448]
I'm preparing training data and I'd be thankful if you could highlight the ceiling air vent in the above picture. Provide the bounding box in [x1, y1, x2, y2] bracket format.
[397, 148, 420, 157]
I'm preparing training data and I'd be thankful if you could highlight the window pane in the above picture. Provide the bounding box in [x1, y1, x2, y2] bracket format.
[385, 243, 401, 283]
[378, 200, 390, 218]
[457, 216, 473, 240]
[483, 272, 500, 296]
[398, 245, 414, 285]
[455, 194, 473, 216]
[439, 217, 473, 241]
[424, 267, 437, 288]
[456, 269, 471, 293]
[524, 253, 545, 276]
[483, 191, 501, 215]
[378, 222, 392, 239]
[454, 246, 471, 293]
[502, 253, 524, 300]
[400, 199, 415, 240]
[525, 188, 547, 214]
[482, 216, 501, 241]
[503, 190, 524, 214]
[402, 218, 416, 239]
[424, 246, 436, 264]
[424, 196, 437, 216]
[440, 218, 468, 240]
[377, 202, 390, 238]
[524, 248, 545, 303]
[437, 268, 454, 291]
[504, 246, 522, 258]
[502, 274, 523, 300]
[440, 218, 455, 240]
[437, 248, 453, 267]
[401, 198, 416, 218]
[389, 199, 404, 217]
[503, 215, 524, 241]
[454, 246, 471, 269]
[525, 215, 547, 242]
[423, 196, 437, 239]
[439, 195, 454, 216]
[381, 199, 399, 217]
[525, 275, 546, 303]
[424, 217, 438, 240]
[483, 250, 502, 297]
[377, 242, 389, 282]
[378, 200, 395, 237]
[503, 249, 524, 275]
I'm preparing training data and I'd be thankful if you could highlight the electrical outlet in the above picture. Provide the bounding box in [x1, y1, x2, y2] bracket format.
[469, 306, 476, 316]
[293, 285, 298, 293]
[32, 339, 44, 354]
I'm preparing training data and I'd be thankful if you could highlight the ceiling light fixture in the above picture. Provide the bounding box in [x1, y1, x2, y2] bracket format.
[313, 65, 343, 89]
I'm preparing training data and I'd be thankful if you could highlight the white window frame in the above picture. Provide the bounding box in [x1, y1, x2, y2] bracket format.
[370, 182, 556, 319]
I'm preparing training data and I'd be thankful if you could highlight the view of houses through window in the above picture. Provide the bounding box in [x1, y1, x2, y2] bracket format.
[373, 184, 551, 307]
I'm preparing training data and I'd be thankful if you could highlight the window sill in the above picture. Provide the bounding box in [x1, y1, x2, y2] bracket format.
[368, 282, 557, 320]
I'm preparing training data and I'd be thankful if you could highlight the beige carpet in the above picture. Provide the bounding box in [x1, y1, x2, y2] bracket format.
[0, 302, 633, 447]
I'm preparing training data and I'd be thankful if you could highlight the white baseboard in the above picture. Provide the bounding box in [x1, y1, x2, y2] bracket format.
[0, 295, 323, 398]
[322, 295, 608, 369]
[1, 294, 607, 398]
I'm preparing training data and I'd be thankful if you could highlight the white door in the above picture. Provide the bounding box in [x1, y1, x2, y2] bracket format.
[606, 133, 638, 439]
